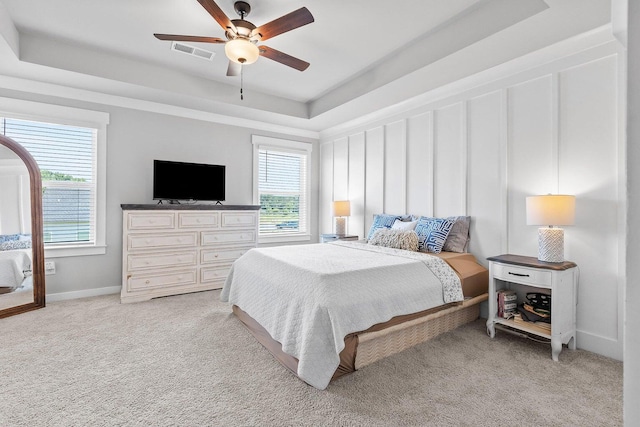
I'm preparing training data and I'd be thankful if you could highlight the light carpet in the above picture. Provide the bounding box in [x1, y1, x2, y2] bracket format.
[0, 290, 622, 426]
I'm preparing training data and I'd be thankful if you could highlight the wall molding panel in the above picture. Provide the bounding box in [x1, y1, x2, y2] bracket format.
[319, 43, 624, 360]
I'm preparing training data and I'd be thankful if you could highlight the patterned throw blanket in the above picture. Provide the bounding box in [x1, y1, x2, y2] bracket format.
[221, 241, 463, 389]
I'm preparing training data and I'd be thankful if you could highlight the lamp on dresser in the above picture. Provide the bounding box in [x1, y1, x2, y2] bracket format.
[526, 194, 576, 263]
[332, 200, 350, 235]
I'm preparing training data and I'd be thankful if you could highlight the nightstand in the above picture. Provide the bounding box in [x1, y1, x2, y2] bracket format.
[486, 254, 578, 361]
[320, 234, 359, 243]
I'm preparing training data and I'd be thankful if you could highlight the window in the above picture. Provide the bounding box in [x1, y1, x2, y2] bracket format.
[0, 98, 109, 257]
[253, 135, 312, 243]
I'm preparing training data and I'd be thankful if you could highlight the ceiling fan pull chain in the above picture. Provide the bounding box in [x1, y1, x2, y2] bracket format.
[240, 65, 244, 100]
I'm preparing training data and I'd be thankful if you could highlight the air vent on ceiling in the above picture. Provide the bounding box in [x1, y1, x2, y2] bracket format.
[171, 42, 215, 61]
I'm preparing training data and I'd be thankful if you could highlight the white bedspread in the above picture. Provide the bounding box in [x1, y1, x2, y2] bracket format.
[221, 241, 463, 389]
[0, 249, 31, 289]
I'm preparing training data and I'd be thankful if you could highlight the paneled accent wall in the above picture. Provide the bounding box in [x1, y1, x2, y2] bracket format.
[319, 45, 624, 360]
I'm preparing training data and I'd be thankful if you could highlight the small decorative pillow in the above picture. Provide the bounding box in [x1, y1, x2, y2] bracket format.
[368, 228, 419, 251]
[0, 239, 32, 251]
[391, 219, 418, 231]
[443, 216, 471, 253]
[414, 216, 455, 253]
[0, 234, 21, 244]
[366, 214, 403, 240]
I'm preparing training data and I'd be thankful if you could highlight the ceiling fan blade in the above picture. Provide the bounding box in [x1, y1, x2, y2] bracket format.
[197, 0, 237, 34]
[154, 34, 226, 44]
[253, 7, 314, 41]
[259, 45, 309, 71]
[226, 61, 241, 77]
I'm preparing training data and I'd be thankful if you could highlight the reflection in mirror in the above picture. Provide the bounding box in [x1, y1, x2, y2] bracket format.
[0, 144, 33, 309]
[0, 135, 44, 317]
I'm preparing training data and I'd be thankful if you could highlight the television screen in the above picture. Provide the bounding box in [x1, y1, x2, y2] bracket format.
[153, 160, 225, 202]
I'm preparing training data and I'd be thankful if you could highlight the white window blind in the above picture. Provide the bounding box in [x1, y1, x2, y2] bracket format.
[257, 147, 308, 236]
[1, 117, 97, 246]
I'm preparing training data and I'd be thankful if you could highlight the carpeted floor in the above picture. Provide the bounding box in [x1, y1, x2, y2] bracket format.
[0, 290, 622, 427]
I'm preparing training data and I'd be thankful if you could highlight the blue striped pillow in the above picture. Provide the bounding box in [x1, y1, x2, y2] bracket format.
[414, 216, 455, 253]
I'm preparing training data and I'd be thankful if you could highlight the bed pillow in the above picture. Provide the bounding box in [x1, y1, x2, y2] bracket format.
[0, 234, 20, 244]
[443, 216, 471, 253]
[366, 214, 403, 240]
[391, 219, 418, 231]
[368, 228, 419, 251]
[0, 239, 32, 251]
[414, 216, 455, 253]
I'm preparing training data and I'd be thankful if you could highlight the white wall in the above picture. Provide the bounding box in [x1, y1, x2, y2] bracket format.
[320, 40, 625, 360]
[0, 89, 319, 299]
[626, 0, 640, 423]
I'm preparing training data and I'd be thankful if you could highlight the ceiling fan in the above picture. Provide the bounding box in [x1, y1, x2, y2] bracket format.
[154, 0, 314, 77]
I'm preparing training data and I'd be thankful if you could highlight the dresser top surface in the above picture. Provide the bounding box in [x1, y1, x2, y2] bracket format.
[121, 204, 260, 211]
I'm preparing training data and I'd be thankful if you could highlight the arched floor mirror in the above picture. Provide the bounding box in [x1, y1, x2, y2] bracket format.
[0, 134, 45, 318]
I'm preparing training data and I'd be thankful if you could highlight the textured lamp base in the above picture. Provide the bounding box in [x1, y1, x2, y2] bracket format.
[538, 227, 564, 262]
[335, 217, 346, 235]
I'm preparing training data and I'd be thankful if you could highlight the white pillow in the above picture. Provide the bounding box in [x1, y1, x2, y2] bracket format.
[391, 219, 418, 231]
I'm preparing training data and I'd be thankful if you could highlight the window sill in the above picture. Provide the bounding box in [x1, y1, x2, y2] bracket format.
[258, 234, 311, 245]
[44, 244, 107, 258]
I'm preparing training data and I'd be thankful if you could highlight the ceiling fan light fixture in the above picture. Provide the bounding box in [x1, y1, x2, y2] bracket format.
[225, 39, 259, 65]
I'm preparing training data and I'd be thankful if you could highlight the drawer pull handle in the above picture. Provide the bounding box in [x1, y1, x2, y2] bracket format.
[509, 272, 530, 277]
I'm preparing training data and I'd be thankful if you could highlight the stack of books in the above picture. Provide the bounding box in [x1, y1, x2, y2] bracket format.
[497, 289, 517, 319]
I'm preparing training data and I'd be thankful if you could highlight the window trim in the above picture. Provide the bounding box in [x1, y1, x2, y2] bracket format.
[0, 97, 109, 257]
[252, 135, 312, 245]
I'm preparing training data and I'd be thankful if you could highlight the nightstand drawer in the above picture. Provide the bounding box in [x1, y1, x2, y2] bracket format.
[492, 263, 552, 287]
[128, 232, 198, 250]
[127, 212, 175, 230]
[221, 212, 256, 228]
[128, 251, 197, 271]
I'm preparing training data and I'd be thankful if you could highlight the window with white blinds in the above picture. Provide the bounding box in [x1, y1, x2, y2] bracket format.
[253, 135, 312, 242]
[1, 117, 97, 246]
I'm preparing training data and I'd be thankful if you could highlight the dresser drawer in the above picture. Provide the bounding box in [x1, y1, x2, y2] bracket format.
[221, 212, 256, 228]
[492, 263, 552, 288]
[128, 232, 198, 250]
[201, 247, 251, 265]
[201, 230, 255, 246]
[127, 269, 197, 291]
[128, 251, 197, 271]
[178, 212, 219, 229]
[127, 212, 175, 230]
[201, 266, 232, 283]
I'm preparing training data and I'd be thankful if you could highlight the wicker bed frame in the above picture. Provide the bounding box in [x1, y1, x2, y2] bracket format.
[232, 250, 489, 385]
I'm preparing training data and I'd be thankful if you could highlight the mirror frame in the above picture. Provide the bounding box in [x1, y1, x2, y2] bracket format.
[0, 134, 45, 318]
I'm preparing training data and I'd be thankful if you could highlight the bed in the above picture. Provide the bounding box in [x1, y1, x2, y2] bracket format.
[0, 248, 32, 294]
[221, 239, 488, 389]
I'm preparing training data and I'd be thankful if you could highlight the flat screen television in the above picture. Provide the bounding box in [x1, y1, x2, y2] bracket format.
[153, 160, 225, 202]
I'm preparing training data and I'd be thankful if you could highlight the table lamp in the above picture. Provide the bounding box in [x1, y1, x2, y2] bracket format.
[332, 200, 350, 235]
[526, 194, 575, 263]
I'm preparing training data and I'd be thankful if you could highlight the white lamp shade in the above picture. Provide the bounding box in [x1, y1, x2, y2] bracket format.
[225, 39, 260, 65]
[332, 200, 351, 217]
[526, 195, 575, 226]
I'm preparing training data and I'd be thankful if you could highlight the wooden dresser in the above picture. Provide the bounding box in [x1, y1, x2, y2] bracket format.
[120, 204, 260, 303]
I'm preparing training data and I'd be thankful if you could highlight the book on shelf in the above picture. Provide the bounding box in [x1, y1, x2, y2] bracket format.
[513, 313, 551, 334]
[497, 289, 517, 318]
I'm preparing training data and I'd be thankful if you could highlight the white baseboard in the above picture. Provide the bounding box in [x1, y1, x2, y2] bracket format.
[46, 286, 121, 302]
[576, 330, 623, 361]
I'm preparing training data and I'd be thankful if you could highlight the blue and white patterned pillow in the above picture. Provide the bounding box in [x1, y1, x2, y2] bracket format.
[367, 214, 403, 240]
[0, 239, 32, 251]
[414, 216, 455, 253]
[0, 234, 20, 244]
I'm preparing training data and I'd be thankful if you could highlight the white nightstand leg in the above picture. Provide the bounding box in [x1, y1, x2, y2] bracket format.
[486, 320, 495, 338]
[551, 337, 562, 361]
[568, 335, 577, 351]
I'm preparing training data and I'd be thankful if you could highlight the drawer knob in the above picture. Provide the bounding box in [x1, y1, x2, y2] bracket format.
[214, 254, 219, 258]
[145, 239, 152, 244]
[196, 219, 201, 223]
[145, 280, 150, 284]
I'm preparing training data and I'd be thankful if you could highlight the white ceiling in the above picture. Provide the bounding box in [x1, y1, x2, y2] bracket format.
[0, 0, 611, 133]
